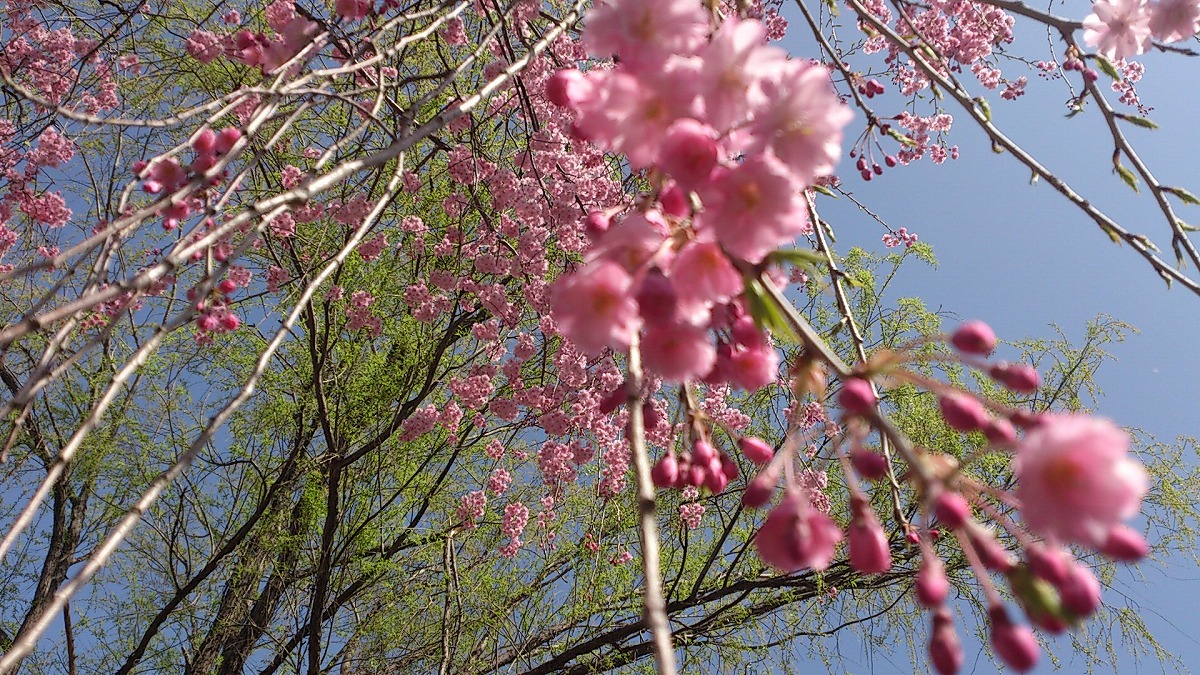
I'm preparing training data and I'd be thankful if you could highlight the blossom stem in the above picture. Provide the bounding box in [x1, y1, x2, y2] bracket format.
[626, 335, 677, 675]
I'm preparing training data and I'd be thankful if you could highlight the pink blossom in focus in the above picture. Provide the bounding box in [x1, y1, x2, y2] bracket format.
[751, 59, 854, 186]
[754, 490, 842, 571]
[1083, 0, 1152, 60]
[1013, 415, 1147, 548]
[700, 154, 808, 263]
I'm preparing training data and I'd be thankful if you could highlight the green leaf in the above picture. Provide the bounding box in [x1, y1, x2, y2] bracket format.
[887, 128, 918, 147]
[973, 97, 991, 123]
[743, 279, 799, 343]
[1165, 187, 1200, 206]
[766, 248, 825, 268]
[1114, 163, 1140, 192]
[1118, 114, 1158, 129]
[1094, 55, 1122, 81]
[811, 183, 836, 198]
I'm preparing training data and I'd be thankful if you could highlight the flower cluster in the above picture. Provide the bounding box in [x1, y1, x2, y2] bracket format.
[548, 0, 852, 386]
[1083, 0, 1200, 59]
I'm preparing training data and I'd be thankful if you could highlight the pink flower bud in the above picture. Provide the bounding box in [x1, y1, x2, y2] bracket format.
[984, 418, 1018, 447]
[916, 556, 950, 608]
[838, 378, 877, 416]
[990, 361, 1040, 393]
[197, 314, 219, 332]
[651, 454, 679, 489]
[1057, 563, 1102, 618]
[584, 210, 611, 239]
[220, 313, 241, 331]
[742, 471, 777, 509]
[692, 440, 717, 466]
[848, 498, 891, 574]
[659, 182, 689, 217]
[971, 529, 1014, 572]
[938, 392, 989, 432]
[929, 607, 964, 675]
[704, 467, 729, 493]
[950, 320, 997, 354]
[738, 437, 774, 465]
[642, 401, 661, 430]
[215, 127, 243, 155]
[988, 606, 1040, 672]
[658, 118, 719, 190]
[545, 68, 590, 108]
[934, 492, 970, 530]
[598, 385, 626, 415]
[192, 128, 217, 155]
[720, 453, 739, 482]
[217, 279, 238, 295]
[1101, 524, 1150, 561]
[1026, 545, 1069, 584]
[755, 491, 842, 571]
[850, 447, 889, 480]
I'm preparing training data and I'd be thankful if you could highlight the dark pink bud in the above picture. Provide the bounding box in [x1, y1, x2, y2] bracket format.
[838, 378, 877, 416]
[916, 556, 950, 608]
[929, 607, 964, 675]
[598, 386, 626, 415]
[651, 454, 679, 489]
[131, 159, 148, 174]
[634, 270, 678, 326]
[950, 320, 997, 354]
[659, 118, 719, 190]
[972, 530, 1014, 572]
[197, 314, 220, 332]
[738, 436, 774, 465]
[990, 361, 1040, 393]
[1009, 409, 1043, 429]
[1026, 545, 1069, 584]
[686, 464, 707, 487]
[984, 418, 1017, 447]
[192, 128, 217, 155]
[215, 128, 243, 155]
[545, 68, 589, 108]
[220, 313, 241, 331]
[850, 447, 889, 481]
[938, 392, 989, 432]
[704, 466, 729, 493]
[742, 471, 777, 509]
[934, 492, 970, 529]
[1057, 563, 1101, 618]
[1101, 524, 1150, 561]
[692, 439, 717, 466]
[885, 155, 898, 168]
[720, 453, 739, 482]
[642, 401, 661, 430]
[584, 210, 610, 239]
[217, 279, 238, 295]
[848, 498, 891, 574]
[988, 606, 1039, 672]
[658, 182, 690, 217]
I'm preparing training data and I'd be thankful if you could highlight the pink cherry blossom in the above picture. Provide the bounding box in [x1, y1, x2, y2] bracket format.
[699, 154, 809, 264]
[1149, 0, 1200, 41]
[1013, 415, 1148, 548]
[641, 322, 716, 382]
[583, 0, 708, 67]
[669, 241, 743, 321]
[1083, 0, 1153, 61]
[698, 17, 787, 132]
[751, 59, 854, 186]
[551, 260, 642, 356]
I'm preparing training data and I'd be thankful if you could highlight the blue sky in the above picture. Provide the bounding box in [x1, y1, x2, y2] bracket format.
[779, 1, 1200, 671]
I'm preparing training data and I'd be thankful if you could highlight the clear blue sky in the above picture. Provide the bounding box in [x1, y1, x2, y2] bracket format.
[780, 2, 1200, 671]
